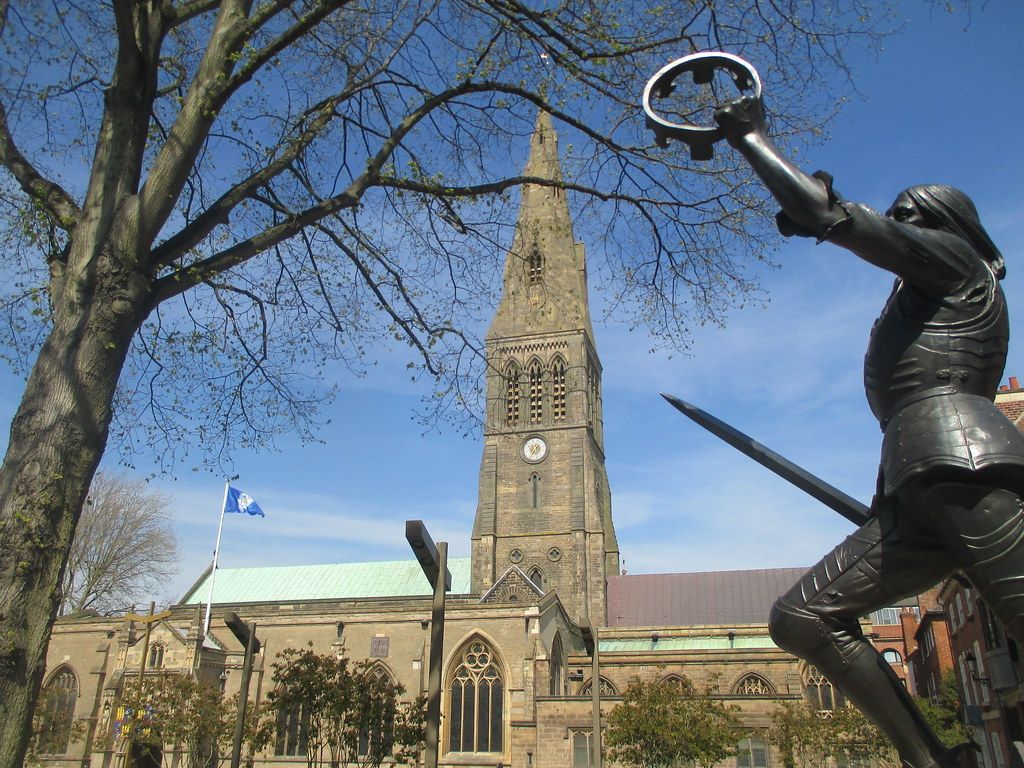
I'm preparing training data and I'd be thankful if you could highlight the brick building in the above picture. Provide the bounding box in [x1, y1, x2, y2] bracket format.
[31, 113, 957, 768]
[929, 380, 1024, 768]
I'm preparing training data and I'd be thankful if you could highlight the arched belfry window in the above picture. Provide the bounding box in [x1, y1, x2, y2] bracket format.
[528, 360, 543, 423]
[528, 245, 543, 284]
[802, 664, 844, 713]
[551, 356, 567, 421]
[449, 639, 504, 753]
[505, 362, 521, 426]
[38, 667, 78, 754]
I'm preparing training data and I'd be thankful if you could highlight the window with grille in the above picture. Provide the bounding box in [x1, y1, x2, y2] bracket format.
[505, 364, 520, 425]
[38, 668, 78, 755]
[736, 737, 770, 768]
[528, 361, 543, 423]
[734, 674, 775, 696]
[551, 358, 567, 420]
[449, 640, 504, 753]
[274, 704, 308, 756]
[528, 245, 543, 283]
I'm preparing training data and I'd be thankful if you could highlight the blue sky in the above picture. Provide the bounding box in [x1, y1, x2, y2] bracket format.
[2, 2, 1023, 606]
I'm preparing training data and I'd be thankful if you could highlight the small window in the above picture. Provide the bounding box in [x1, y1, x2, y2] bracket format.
[529, 567, 544, 590]
[528, 245, 543, 284]
[736, 737, 770, 768]
[881, 649, 902, 664]
[148, 643, 165, 669]
[531, 473, 540, 509]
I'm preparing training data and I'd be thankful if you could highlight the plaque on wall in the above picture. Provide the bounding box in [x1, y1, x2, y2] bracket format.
[369, 636, 390, 658]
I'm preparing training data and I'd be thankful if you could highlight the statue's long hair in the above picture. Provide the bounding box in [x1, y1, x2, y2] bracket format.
[903, 184, 1005, 279]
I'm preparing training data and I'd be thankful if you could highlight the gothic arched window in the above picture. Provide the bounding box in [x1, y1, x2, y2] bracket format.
[549, 634, 565, 695]
[734, 674, 775, 696]
[528, 360, 544, 423]
[802, 664, 844, 712]
[358, 664, 396, 759]
[551, 357, 567, 421]
[449, 639, 504, 753]
[528, 245, 543, 284]
[505, 362, 521, 426]
[579, 676, 618, 697]
[38, 667, 78, 755]
[529, 567, 544, 590]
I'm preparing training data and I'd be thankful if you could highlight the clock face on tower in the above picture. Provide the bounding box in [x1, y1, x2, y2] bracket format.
[522, 436, 548, 463]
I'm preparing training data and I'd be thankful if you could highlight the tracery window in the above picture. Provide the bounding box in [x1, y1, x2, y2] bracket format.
[661, 674, 690, 693]
[734, 674, 775, 696]
[528, 245, 543, 284]
[274, 703, 308, 756]
[551, 357, 567, 420]
[579, 676, 618, 697]
[528, 360, 544, 423]
[571, 729, 602, 767]
[449, 640, 504, 753]
[38, 667, 78, 755]
[505, 363, 521, 426]
[147, 643, 165, 669]
[802, 664, 845, 712]
[358, 665, 396, 758]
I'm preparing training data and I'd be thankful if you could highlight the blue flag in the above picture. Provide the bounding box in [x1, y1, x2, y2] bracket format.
[224, 486, 265, 517]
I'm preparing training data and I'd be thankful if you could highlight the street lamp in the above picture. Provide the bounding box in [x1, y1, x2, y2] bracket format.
[406, 520, 452, 768]
[964, 651, 991, 687]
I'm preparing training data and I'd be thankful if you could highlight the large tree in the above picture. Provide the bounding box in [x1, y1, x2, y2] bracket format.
[0, 0, 898, 764]
[60, 472, 178, 614]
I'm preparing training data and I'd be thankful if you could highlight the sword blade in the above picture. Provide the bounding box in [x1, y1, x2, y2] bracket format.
[661, 393, 870, 526]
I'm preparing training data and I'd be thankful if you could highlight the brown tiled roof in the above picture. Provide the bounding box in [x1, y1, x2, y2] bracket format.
[606, 567, 808, 627]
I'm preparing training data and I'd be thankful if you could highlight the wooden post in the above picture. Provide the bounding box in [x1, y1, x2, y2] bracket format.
[230, 621, 258, 768]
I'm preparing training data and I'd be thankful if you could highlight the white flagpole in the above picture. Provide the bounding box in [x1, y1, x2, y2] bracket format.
[202, 481, 231, 639]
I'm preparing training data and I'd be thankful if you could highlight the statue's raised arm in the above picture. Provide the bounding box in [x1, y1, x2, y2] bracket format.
[646, 52, 1024, 768]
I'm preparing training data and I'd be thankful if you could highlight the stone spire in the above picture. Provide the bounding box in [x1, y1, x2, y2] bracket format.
[487, 111, 595, 342]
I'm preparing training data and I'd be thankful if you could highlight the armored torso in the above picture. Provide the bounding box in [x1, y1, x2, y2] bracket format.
[864, 274, 1009, 425]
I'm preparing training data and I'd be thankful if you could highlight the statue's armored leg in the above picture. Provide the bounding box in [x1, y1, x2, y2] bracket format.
[769, 507, 956, 768]
[906, 481, 1024, 644]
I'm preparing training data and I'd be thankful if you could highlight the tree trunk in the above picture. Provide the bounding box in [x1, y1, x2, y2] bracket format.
[0, 241, 150, 768]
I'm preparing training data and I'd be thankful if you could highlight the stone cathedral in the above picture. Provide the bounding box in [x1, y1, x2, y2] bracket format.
[38, 114, 877, 768]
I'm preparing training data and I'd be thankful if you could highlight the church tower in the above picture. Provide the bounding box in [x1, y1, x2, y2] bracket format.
[471, 112, 619, 626]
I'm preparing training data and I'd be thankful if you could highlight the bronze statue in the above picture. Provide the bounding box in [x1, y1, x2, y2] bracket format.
[646, 54, 1024, 768]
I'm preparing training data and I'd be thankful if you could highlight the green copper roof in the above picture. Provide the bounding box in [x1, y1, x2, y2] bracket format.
[599, 635, 779, 653]
[181, 558, 473, 606]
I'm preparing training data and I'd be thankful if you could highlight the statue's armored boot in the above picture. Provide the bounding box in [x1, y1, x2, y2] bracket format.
[770, 599, 953, 768]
